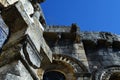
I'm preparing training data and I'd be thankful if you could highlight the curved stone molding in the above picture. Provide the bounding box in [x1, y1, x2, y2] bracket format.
[39, 54, 90, 80]
[0, 0, 120, 79]
[94, 66, 120, 80]
[53, 54, 89, 73]
[23, 35, 43, 68]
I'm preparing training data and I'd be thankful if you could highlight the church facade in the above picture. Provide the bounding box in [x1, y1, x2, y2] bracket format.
[0, 0, 120, 80]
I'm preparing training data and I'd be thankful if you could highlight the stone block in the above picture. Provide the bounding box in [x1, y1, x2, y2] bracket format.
[0, 0, 18, 7]
[15, 1, 44, 52]
[22, 37, 42, 68]
[20, 0, 34, 16]
[73, 43, 84, 50]
[40, 38, 52, 62]
[0, 60, 33, 80]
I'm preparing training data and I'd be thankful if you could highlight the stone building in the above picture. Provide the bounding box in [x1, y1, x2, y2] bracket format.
[0, 0, 120, 80]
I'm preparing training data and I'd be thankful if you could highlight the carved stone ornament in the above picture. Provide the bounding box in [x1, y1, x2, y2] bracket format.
[23, 35, 43, 68]
[94, 66, 120, 80]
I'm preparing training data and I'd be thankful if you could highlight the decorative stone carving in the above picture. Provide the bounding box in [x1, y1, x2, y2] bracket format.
[23, 35, 43, 68]
[0, 0, 120, 80]
[52, 54, 90, 79]
[0, 0, 52, 80]
[94, 66, 120, 80]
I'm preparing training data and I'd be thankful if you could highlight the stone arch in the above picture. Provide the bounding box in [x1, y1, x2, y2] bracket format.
[52, 54, 89, 72]
[37, 54, 89, 80]
[93, 65, 120, 80]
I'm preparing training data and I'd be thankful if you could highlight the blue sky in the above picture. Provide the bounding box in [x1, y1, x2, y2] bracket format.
[41, 0, 120, 34]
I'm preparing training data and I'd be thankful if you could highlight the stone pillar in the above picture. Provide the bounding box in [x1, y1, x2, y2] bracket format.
[73, 42, 89, 71]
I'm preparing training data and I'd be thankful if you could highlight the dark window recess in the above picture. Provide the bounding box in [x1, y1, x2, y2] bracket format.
[43, 71, 65, 80]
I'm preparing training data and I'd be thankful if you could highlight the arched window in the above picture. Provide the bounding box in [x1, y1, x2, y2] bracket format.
[43, 71, 65, 80]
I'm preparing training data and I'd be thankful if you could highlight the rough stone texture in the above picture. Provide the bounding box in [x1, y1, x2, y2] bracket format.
[0, 0, 18, 7]
[0, 0, 120, 80]
[0, 0, 45, 8]
[81, 32, 120, 71]
[73, 43, 89, 70]
[23, 36, 42, 68]
[0, 0, 52, 80]
[44, 26, 120, 80]
[0, 61, 33, 80]
[45, 25, 80, 33]
[44, 26, 91, 79]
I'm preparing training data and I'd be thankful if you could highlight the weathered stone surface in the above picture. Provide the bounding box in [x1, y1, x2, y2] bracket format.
[81, 31, 120, 46]
[1, 0, 52, 63]
[0, 0, 120, 80]
[0, 61, 33, 80]
[0, 45, 21, 67]
[73, 43, 89, 70]
[45, 24, 80, 33]
[23, 36, 43, 68]
[94, 66, 120, 80]
[0, 0, 52, 80]
[15, 1, 44, 52]
[0, 0, 18, 7]
[20, 47, 40, 80]
[44, 25, 120, 80]
[40, 38, 52, 62]
[45, 25, 71, 32]
[20, 0, 34, 15]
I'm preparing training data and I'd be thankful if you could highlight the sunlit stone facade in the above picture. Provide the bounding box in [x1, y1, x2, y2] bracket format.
[0, 0, 120, 80]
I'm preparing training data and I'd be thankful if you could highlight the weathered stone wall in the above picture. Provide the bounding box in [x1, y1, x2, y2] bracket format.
[0, 0, 120, 80]
[81, 32, 120, 70]
[0, 0, 52, 80]
[81, 32, 120, 80]
[44, 25, 90, 80]
[44, 26, 120, 80]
